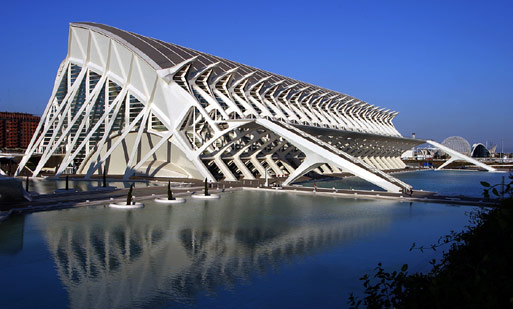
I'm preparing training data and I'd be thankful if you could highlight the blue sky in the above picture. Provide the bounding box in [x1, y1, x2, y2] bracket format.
[1, 0, 512, 151]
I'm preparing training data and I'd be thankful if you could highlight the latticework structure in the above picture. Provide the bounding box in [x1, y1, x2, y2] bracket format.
[17, 23, 424, 192]
[442, 136, 471, 156]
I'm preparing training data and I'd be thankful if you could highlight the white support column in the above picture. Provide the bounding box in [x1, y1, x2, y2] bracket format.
[213, 156, 237, 181]
[376, 156, 393, 170]
[15, 61, 71, 176]
[123, 108, 151, 180]
[369, 156, 385, 170]
[55, 88, 100, 175]
[233, 153, 255, 180]
[263, 140, 289, 176]
[129, 131, 174, 174]
[83, 87, 128, 177]
[394, 157, 406, 169]
[55, 94, 124, 176]
[257, 119, 404, 192]
[427, 140, 497, 172]
[385, 157, 400, 169]
[265, 155, 284, 176]
[437, 157, 456, 170]
[319, 164, 332, 174]
[40, 73, 108, 166]
[31, 68, 88, 176]
[281, 156, 324, 186]
[249, 155, 267, 179]
[328, 164, 342, 174]
[84, 107, 155, 177]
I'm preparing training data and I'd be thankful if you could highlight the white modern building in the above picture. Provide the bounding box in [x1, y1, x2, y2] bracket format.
[17, 22, 426, 192]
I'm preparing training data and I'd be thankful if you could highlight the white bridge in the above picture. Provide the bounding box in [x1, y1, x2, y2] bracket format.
[426, 140, 497, 172]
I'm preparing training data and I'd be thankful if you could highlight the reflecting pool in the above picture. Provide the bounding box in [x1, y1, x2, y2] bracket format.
[0, 188, 477, 308]
[302, 169, 507, 197]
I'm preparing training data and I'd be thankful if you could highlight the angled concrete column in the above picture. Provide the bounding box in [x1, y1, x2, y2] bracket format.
[250, 155, 267, 178]
[385, 157, 400, 169]
[374, 157, 390, 170]
[329, 164, 342, 174]
[390, 157, 405, 169]
[265, 155, 284, 175]
[281, 155, 324, 185]
[393, 156, 403, 169]
[257, 119, 405, 192]
[362, 157, 374, 168]
[232, 154, 255, 179]
[319, 164, 332, 174]
[427, 140, 497, 172]
[369, 156, 386, 170]
[276, 155, 296, 175]
[378, 157, 394, 170]
[213, 157, 237, 181]
[437, 157, 456, 170]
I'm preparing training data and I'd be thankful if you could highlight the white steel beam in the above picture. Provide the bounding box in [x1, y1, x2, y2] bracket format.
[427, 140, 497, 172]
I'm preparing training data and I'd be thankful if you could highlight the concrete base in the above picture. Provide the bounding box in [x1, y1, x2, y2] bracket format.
[0, 178, 30, 203]
[94, 186, 117, 192]
[54, 189, 79, 194]
[191, 194, 220, 200]
[109, 202, 144, 209]
[155, 197, 186, 204]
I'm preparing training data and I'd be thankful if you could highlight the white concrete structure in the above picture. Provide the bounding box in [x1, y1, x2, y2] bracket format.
[427, 140, 497, 172]
[441, 136, 471, 156]
[16, 23, 423, 192]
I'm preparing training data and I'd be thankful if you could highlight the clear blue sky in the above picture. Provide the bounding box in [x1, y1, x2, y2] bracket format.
[1, 0, 512, 151]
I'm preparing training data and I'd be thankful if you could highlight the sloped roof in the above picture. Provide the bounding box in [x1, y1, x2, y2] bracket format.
[72, 22, 359, 101]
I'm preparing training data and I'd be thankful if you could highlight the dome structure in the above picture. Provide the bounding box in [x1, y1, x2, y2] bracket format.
[441, 136, 471, 155]
[471, 143, 490, 158]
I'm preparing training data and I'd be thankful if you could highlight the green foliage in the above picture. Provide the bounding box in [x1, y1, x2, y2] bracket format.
[348, 263, 410, 308]
[126, 184, 133, 205]
[482, 174, 512, 199]
[349, 174, 513, 308]
[167, 180, 174, 200]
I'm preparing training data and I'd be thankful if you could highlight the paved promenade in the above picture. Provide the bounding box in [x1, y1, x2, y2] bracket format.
[0, 177, 499, 224]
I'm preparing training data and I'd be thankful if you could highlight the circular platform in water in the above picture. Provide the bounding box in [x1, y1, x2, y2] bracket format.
[53, 189, 79, 194]
[109, 202, 144, 209]
[155, 197, 186, 204]
[191, 194, 220, 200]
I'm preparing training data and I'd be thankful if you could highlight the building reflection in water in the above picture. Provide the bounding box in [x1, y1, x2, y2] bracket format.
[33, 191, 394, 308]
[0, 216, 25, 255]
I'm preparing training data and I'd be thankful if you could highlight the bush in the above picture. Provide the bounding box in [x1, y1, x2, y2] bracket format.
[349, 174, 513, 308]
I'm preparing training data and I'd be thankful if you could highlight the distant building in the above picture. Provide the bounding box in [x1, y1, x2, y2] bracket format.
[401, 150, 414, 159]
[471, 143, 490, 158]
[441, 136, 471, 156]
[0, 112, 40, 149]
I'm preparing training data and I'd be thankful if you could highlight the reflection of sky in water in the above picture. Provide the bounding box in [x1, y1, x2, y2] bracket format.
[302, 170, 507, 197]
[0, 189, 476, 308]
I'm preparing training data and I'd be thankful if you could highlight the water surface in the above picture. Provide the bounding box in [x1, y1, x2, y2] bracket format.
[0, 187, 478, 308]
[302, 169, 507, 197]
